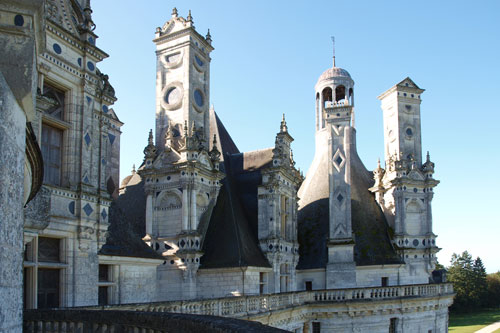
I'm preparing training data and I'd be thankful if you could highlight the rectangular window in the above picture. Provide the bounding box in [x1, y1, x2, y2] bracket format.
[305, 281, 313, 291]
[98, 264, 115, 305]
[98, 286, 109, 306]
[312, 322, 321, 333]
[41, 84, 65, 120]
[23, 236, 66, 309]
[37, 268, 60, 308]
[389, 318, 397, 333]
[259, 272, 267, 295]
[280, 264, 289, 292]
[41, 124, 63, 186]
[382, 277, 388, 287]
[99, 265, 110, 282]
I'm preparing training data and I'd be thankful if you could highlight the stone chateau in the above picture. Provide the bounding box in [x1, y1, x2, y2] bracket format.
[0, 1, 453, 332]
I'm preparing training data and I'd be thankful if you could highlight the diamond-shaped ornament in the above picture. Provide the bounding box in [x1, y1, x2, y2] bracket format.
[332, 149, 346, 172]
[83, 203, 93, 216]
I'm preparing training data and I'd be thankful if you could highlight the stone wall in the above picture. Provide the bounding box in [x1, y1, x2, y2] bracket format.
[118, 264, 159, 304]
[197, 268, 263, 299]
[0, 73, 27, 332]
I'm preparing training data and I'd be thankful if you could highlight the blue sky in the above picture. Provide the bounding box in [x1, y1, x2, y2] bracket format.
[92, 1, 500, 272]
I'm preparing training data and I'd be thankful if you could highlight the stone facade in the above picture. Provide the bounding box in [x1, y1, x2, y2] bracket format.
[0, 2, 453, 332]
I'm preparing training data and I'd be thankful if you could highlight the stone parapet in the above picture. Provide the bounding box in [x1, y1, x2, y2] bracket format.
[84, 283, 453, 318]
[24, 310, 286, 332]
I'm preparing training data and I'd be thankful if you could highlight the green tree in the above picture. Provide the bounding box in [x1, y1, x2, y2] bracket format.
[447, 251, 488, 312]
[486, 272, 500, 307]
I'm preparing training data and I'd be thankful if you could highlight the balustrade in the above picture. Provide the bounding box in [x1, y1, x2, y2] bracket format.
[82, 283, 452, 320]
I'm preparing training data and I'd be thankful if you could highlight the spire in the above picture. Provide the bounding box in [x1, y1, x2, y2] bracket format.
[280, 113, 288, 133]
[209, 134, 221, 162]
[143, 129, 157, 160]
[206, 29, 212, 44]
[331, 36, 336, 67]
[426, 151, 431, 163]
[187, 10, 193, 23]
[132, 164, 136, 174]
[148, 129, 154, 146]
[172, 7, 178, 17]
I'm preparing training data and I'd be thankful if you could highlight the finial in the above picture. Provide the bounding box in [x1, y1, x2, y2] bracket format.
[426, 151, 431, 162]
[206, 29, 212, 44]
[331, 36, 336, 67]
[191, 121, 196, 135]
[187, 10, 193, 23]
[280, 113, 288, 133]
[172, 7, 178, 17]
[377, 158, 381, 169]
[148, 129, 154, 145]
[212, 134, 217, 146]
[132, 164, 136, 173]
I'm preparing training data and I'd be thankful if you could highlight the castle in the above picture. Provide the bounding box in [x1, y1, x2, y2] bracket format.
[0, 2, 453, 332]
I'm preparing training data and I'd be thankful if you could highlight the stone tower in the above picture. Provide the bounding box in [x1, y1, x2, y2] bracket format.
[257, 115, 301, 293]
[139, 8, 223, 300]
[372, 78, 439, 283]
[154, 8, 212, 151]
[299, 51, 357, 288]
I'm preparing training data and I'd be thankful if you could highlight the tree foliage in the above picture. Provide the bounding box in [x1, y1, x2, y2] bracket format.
[486, 272, 500, 308]
[447, 251, 488, 312]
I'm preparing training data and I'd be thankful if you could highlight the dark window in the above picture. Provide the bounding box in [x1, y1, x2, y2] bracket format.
[305, 281, 313, 291]
[335, 85, 346, 101]
[98, 286, 109, 306]
[389, 318, 397, 333]
[259, 272, 266, 294]
[37, 269, 60, 308]
[99, 265, 109, 282]
[312, 322, 321, 333]
[382, 277, 388, 287]
[38, 237, 60, 263]
[41, 124, 63, 186]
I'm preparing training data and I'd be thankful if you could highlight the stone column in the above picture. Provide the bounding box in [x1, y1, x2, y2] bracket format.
[190, 188, 197, 230]
[145, 193, 153, 235]
[0, 81, 26, 332]
[182, 188, 188, 230]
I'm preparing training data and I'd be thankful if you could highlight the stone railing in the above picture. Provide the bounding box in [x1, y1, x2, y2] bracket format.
[90, 283, 453, 319]
[24, 309, 287, 332]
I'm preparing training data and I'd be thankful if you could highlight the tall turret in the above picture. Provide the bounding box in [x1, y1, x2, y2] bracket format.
[153, 7, 213, 151]
[372, 78, 440, 283]
[139, 9, 223, 300]
[299, 47, 357, 288]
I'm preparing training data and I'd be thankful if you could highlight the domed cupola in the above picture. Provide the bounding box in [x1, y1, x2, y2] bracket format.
[314, 39, 354, 131]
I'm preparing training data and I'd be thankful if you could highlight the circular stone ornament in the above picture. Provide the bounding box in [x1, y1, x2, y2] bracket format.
[193, 89, 204, 110]
[160, 82, 183, 111]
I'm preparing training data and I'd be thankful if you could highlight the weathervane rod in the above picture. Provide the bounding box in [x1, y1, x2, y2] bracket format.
[331, 36, 336, 67]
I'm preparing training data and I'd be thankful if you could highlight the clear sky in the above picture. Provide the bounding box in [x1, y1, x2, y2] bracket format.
[92, 1, 500, 273]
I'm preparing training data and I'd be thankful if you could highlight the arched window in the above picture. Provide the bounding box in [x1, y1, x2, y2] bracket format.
[335, 85, 346, 102]
[322, 87, 332, 109]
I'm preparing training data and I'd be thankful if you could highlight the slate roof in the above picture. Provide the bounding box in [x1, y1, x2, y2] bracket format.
[200, 150, 273, 269]
[297, 144, 402, 269]
[100, 179, 163, 260]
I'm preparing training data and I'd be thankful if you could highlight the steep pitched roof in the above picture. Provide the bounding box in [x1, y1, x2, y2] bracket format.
[100, 179, 163, 260]
[297, 141, 402, 269]
[209, 107, 240, 159]
[200, 152, 271, 269]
